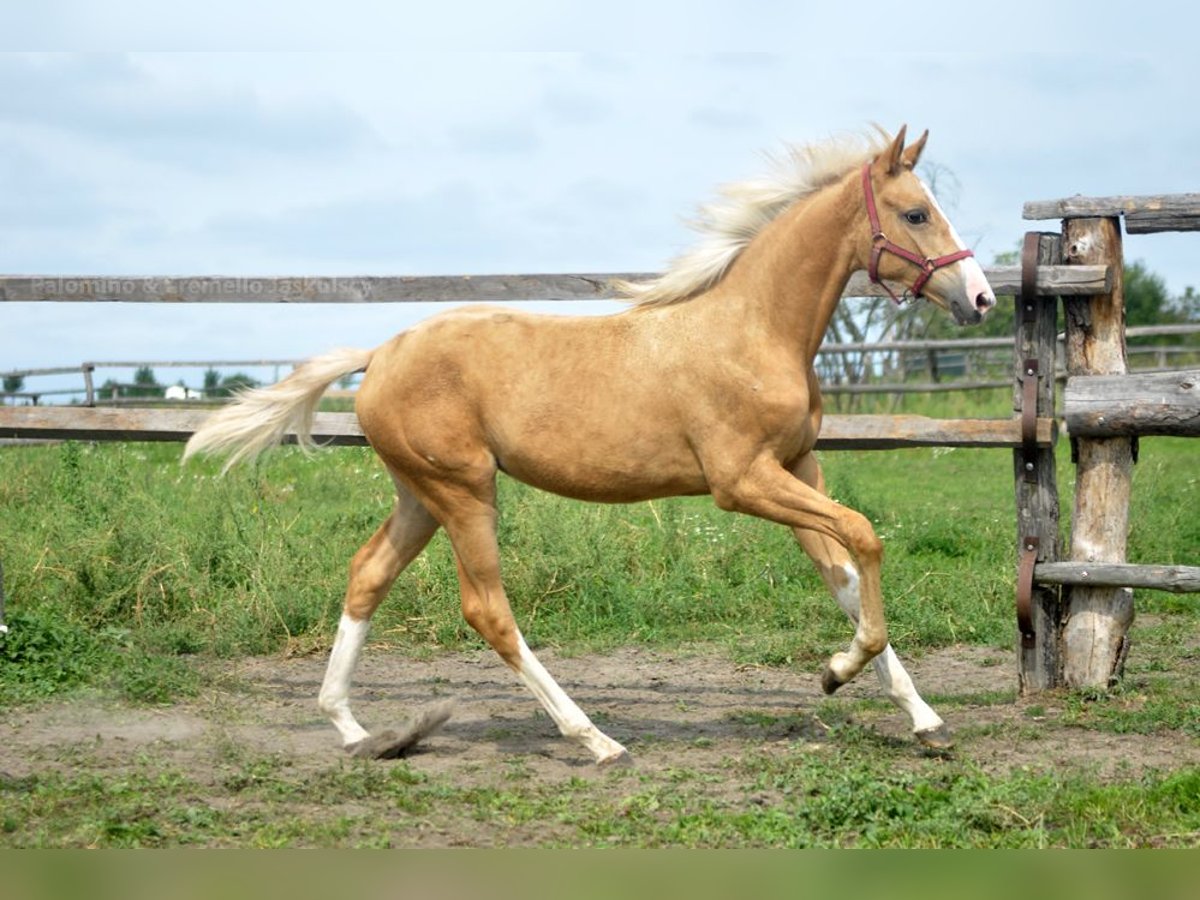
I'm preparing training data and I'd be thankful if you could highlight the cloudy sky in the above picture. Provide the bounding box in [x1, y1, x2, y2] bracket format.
[3, 12, 1198, 398]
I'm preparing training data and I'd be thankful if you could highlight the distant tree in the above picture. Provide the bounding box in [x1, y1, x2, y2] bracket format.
[1123, 261, 1172, 327]
[1178, 285, 1200, 322]
[1122, 261, 1200, 360]
[2, 374, 24, 401]
[203, 368, 221, 395]
[126, 366, 164, 399]
[211, 372, 260, 398]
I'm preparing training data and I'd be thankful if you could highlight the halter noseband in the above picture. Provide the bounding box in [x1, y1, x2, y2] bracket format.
[861, 162, 974, 305]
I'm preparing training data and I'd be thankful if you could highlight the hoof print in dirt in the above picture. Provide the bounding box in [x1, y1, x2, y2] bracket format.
[347, 699, 455, 760]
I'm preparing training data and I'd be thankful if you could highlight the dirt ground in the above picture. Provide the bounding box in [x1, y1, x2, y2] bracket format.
[4, 641, 1196, 800]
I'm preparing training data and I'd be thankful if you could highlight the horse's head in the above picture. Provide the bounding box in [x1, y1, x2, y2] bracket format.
[860, 127, 995, 326]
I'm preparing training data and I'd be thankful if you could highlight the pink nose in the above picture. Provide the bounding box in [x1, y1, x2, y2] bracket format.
[976, 290, 996, 314]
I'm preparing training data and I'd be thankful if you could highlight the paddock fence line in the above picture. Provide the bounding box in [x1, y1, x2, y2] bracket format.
[0, 262, 1094, 449]
[6, 323, 1198, 406]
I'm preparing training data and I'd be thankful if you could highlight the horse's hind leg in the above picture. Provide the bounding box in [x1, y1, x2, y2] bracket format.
[318, 482, 439, 749]
[789, 455, 952, 749]
[431, 481, 630, 765]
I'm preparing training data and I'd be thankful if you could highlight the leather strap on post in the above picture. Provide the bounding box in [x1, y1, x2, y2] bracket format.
[1016, 233, 1048, 649]
[1020, 359, 1040, 483]
[1016, 536, 1038, 648]
[1018, 233, 1044, 485]
[1020, 231, 1040, 319]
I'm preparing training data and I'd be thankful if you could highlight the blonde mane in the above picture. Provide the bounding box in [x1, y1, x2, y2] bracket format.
[620, 130, 889, 308]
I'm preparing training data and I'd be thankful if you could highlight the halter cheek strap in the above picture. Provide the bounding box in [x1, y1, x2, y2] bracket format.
[861, 163, 974, 305]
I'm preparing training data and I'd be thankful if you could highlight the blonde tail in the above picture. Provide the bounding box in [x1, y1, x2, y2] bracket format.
[183, 347, 374, 472]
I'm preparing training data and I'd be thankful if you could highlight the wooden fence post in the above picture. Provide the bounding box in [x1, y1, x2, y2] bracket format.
[83, 363, 96, 407]
[1015, 232, 1064, 690]
[1062, 216, 1135, 688]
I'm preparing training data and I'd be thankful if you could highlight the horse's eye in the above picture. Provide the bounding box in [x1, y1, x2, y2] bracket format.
[904, 209, 929, 226]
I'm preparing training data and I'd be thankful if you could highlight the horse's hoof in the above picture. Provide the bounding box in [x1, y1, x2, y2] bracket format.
[348, 730, 407, 759]
[598, 749, 634, 769]
[345, 699, 455, 760]
[915, 723, 954, 751]
[821, 667, 846, 695]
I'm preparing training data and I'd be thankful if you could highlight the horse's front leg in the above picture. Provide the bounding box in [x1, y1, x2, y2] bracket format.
[788, 454, 953, 749]
[709, 453, 888, 688]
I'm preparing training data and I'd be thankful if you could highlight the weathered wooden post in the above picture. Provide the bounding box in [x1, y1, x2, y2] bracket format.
[1061, 216, 1135, 687]
[1014, 232, 1064, 690]
[83, 363, 96, 407]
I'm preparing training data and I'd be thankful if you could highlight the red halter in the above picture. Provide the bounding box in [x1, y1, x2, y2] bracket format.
[861, 162, 974, 305]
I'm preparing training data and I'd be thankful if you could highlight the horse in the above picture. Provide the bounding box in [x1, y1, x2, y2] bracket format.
[184, 126, 996, 765]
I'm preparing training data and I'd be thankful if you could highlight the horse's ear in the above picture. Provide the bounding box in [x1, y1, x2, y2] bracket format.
[880, 125, 908, 176]
[901, 129, 929, 170]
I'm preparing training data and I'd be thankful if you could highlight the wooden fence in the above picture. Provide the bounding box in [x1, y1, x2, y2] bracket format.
[1, 191, 1199, 692]
[0, 264, 1095, 450]
[1016, 194, 1200, 691]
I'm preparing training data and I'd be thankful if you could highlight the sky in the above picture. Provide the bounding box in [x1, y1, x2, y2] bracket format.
[3, 7, 1199, 399]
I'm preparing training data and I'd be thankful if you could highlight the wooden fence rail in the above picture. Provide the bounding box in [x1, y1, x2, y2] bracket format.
[0, 263, 1123, 411]
[0, 266, 1111, 305]
[1034, 562, 1200, 595]
[1023, 193, 1200, 233]
[7, 325, 1194, 391]
[1063, 369, 1200, 438]
[818, 323, 1200, 356]
[1, 267, 1085, 447]
[0, 404, 1056, 451]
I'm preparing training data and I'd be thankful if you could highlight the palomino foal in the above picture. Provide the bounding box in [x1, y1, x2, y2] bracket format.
[185, 127, 995, 765]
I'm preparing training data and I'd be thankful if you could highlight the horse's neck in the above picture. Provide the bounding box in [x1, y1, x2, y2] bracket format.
[709, 177, 860, 362]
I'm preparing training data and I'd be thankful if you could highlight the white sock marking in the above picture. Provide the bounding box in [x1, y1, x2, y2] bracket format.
[833, 563, 944, 734]
[514, 634, 628, 763]
[318, 613, 371, 746]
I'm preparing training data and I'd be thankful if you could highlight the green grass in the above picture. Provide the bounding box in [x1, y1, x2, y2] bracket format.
[4, 741, 1197, 848]
[1, 426, 1196, 700]
[0, 439, 1014, 691]
[1, 398, 1197, 848]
